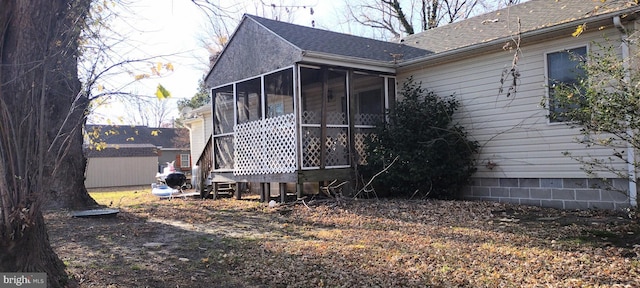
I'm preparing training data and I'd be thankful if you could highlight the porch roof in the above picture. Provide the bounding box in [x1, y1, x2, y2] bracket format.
[245, 14, 431, 64]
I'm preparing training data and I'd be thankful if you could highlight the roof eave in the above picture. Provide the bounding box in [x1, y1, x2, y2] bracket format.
[301, 51, 397, 73]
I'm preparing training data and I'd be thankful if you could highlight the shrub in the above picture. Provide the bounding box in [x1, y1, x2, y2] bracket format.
[361, 77, 478, 199]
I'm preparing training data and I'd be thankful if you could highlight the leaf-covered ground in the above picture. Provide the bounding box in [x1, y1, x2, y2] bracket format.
[47, 188, 640, 287]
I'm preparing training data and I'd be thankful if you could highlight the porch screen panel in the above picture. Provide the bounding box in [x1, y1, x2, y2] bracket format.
[353, 74, 385, 126]
[214, 135, 234, 170]
[354, 128, 373, 165]
[327, 70, 347, 125]
[236, 77, 261, 124]
[265, 68, 294, 118]
[387, 77, 396, 113]
[302, 127, 322, 168]
[213, 85, 235, 171]
[325, 127, 349, 166]
[213, 85, 234, 134]
[300, 67, 322, 125]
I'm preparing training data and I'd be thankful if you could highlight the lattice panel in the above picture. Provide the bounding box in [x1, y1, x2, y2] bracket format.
[234, 113, 297, 175]
[354, 128, 374, 165]
[264, 115, 297, 173]
[301, 110, 320, 124]
[325, 128, 349, 166]
[355, 113, 384, 126]
[233, 120, 263, 173]
[327, 112, 347, 125]
[302, 127, 322, 167]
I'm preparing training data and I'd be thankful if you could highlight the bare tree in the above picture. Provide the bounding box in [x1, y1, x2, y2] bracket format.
[194, 0, 318, 69]
[123, 94, 175, 127]
[342, 0, 519, 40]
[0, 0, 93, 285]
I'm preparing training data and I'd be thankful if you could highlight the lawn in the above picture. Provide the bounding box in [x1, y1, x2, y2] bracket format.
[46, 188, 640, 287]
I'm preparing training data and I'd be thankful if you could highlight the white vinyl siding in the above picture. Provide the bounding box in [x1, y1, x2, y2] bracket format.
[85, 156, 157, 188]
[189, 118, 206, 163]
[398, 27, 625, 179]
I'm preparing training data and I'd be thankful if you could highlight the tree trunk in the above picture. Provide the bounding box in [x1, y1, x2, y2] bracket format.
[0, 0, 92, 286]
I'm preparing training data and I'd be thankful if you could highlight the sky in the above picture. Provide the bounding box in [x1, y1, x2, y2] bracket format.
[88, 0, 514, 126]
[89, 0, 336, 126]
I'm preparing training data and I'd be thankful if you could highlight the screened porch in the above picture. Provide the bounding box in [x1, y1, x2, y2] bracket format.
[209, 64, 395, 201]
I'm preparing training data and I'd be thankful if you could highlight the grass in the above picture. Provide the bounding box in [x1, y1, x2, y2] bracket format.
[89, 187, 157, 208]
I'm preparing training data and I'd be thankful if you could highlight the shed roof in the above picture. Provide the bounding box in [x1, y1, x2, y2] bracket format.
[85, 125, 189, 149]
[402, 0, 639, 54]
[245, 14, 431, 63]
[84, 146, 158, 158]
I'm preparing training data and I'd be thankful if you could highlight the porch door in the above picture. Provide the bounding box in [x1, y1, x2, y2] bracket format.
[300, 66, 350, 169]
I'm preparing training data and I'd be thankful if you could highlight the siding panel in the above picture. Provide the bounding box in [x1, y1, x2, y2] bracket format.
[398, 28, 625, 179]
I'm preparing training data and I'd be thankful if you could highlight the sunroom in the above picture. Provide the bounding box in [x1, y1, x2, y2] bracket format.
[200, 14, 428, 201]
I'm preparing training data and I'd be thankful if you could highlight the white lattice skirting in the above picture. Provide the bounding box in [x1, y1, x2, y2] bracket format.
[234, 113, 297, 175]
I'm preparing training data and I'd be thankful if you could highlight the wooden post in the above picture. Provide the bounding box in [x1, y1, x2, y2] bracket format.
[212, 183, 219, 200]
[297, 183, 303, 199]
[259, 183, 265, 202]
[320, 68, 328, 169]
[279, 183, 286, 203]
[265, 182, 271, 203]
[235, 182, 244, 200]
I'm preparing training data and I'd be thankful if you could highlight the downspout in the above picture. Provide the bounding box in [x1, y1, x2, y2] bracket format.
[614, 15, 638, 207]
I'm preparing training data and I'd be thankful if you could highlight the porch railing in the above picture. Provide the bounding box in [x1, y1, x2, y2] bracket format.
[196, 135, 213, 195]
[234, 113, 297, 175]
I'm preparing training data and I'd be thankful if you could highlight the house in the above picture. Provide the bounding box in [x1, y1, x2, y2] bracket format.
[181, 103, 213, 190]
[84, 125, 191, 188]
[194, 0, 639, 209]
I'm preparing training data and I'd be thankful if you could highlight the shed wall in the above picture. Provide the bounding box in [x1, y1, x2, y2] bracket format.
[85, 156, 158, 188]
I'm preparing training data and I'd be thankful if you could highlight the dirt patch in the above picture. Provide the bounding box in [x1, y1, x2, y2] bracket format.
[47, 193, 640, 287]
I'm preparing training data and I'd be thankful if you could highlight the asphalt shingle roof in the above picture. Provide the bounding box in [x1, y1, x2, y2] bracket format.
[246, 14, 431, 63]
[84, 146, 158, 158]
[85, 125, 189, 149]
[402, 0, 639, 54]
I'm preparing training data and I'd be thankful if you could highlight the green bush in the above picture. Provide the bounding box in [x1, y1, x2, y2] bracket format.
[361, 77, 478, 199]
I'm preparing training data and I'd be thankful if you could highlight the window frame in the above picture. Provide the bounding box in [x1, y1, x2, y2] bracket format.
[544, 44, 589, 124]
[179, 153, 190, 169]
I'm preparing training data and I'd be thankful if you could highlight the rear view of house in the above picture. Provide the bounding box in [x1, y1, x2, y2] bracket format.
[191, 0, 640, 209]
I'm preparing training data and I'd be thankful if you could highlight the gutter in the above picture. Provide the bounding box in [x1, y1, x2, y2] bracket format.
[301, 50, 396, 73]
[614, 15, 638, 207]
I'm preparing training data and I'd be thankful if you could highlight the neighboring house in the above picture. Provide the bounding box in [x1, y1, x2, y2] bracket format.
[84, 125, 190, 188]
[182, 103, 213, 190]
[194, 0, 639, 209]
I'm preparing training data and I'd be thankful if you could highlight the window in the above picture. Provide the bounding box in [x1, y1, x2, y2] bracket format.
[547, 46, 587, 122]
[180, 154, 190, 168]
